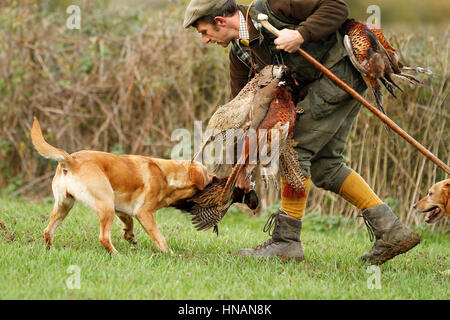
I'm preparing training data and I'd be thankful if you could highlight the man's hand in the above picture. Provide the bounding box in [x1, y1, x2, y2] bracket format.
[274, 29, 304, 53]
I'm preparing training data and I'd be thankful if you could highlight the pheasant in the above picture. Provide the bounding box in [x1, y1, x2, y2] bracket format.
[205, 72, 306, 230]
[179, 65, 283, 235]
[172, 176, 259, 235]
[187, 67, 307, 233]
[193, 64, 286, 163]
[341, 18, 431, 115]
[229, 72, 307, 203]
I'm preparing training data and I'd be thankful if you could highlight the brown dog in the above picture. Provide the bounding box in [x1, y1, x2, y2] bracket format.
[414, 179, 450, 224]
[31, 117, 213, 255]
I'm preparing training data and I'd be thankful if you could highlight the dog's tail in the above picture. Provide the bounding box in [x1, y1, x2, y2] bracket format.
[31, 117, 70, 164]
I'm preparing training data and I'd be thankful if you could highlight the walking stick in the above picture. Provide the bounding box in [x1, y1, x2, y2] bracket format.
[257, 14, 450, 175]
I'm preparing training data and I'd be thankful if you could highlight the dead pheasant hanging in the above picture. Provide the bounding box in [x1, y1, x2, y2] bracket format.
[229, 73, 307, 201]
[341, 18, 432, 115]
[187, 69, 307, 233]
[193, 65, 286, 163]
[177, 65, 285, 235]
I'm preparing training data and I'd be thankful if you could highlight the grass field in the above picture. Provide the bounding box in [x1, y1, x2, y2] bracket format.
[0, 197, 448, 300]
[0, 0, 448, 302]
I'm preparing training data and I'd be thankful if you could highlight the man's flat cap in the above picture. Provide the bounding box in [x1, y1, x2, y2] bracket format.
[183, 0, 229, 28]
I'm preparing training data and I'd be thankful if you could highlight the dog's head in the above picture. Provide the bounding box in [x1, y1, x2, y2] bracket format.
[413, 179, 450, 224]
[188, 161, 215, 191]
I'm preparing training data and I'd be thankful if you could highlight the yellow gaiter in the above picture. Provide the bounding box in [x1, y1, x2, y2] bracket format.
[281, 177, 311, 220]
[338, 170, 383, 210]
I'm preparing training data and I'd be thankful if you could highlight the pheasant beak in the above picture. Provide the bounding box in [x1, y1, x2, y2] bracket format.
[291, 74, 299, 86]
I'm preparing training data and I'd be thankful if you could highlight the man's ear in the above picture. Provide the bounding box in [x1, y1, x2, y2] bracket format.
[214, 16, 227, 27]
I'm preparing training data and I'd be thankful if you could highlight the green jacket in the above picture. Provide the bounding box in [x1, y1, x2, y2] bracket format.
[230, 0, 349, 97]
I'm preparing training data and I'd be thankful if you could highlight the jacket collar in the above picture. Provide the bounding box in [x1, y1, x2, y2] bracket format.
[238, 6, 260, 44]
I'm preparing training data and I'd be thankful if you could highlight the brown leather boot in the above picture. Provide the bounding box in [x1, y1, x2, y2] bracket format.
[360, 203, 420, 265]
[237, 209, 305, 262]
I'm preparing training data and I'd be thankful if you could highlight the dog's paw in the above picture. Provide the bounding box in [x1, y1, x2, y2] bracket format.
[127, 238, 137, 245]
[124, 233, 137, 244]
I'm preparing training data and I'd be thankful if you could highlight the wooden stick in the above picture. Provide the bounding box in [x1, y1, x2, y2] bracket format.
[257, 14, 450, 175]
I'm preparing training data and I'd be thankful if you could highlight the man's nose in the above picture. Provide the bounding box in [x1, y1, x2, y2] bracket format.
[202, 34, 210, 44]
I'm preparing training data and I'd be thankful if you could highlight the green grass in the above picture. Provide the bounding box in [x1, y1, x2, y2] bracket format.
[0, 197, 448, 300]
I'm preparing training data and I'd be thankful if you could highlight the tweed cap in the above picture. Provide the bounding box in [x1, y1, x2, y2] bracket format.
[183, 0, 229, 28]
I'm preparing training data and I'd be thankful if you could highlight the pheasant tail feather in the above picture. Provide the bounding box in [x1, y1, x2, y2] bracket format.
[279, 139, 307, 195]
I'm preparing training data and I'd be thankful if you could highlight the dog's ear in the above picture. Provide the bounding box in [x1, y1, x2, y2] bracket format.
[189, 165, 208, 191]
[442, 181, 450, 212]
[443, 181, 450, 198]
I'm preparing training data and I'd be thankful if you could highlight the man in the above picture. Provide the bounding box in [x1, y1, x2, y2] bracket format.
[183, 0, 420, 265]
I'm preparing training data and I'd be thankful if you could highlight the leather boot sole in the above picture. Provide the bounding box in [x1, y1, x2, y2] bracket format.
[277, 254, 305, 262]
[360, 233, 420, 265]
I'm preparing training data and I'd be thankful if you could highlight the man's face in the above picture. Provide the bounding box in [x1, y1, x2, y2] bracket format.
[195, 20, 235, 48]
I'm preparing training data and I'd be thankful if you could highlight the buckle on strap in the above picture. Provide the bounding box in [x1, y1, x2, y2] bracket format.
[359, 214, 376, 242]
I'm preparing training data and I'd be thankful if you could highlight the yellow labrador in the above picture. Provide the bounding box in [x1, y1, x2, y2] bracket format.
[414, 179, 450, 224]
[31, 117, 213, 254]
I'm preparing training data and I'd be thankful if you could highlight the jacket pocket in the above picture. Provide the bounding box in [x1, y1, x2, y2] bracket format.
[309, 58, 366, 120]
